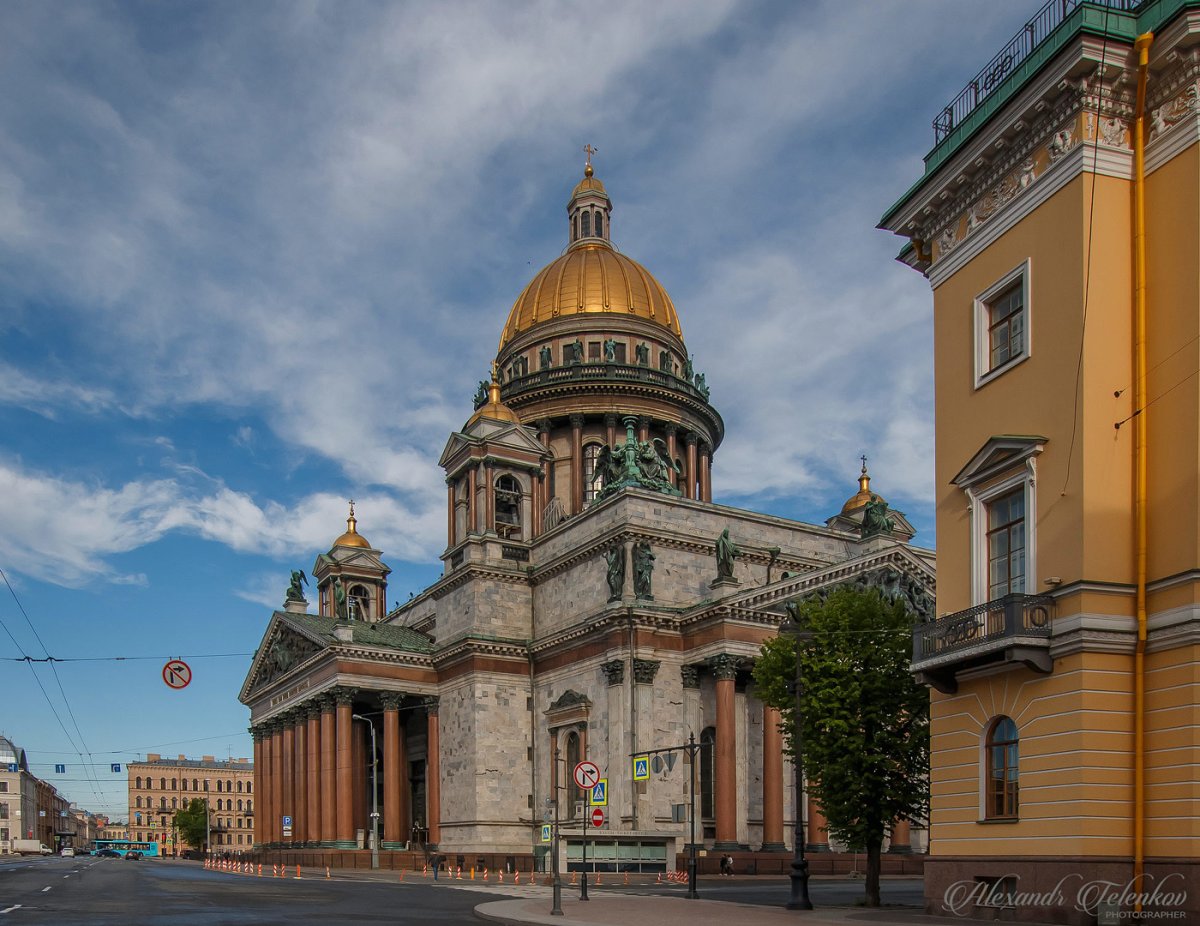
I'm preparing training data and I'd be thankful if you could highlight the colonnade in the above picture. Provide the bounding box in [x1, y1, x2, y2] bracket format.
[251, 688, 440, 850]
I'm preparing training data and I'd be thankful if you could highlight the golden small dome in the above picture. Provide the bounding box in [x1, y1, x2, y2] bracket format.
[333, 501, 371, 549]
[840, 459, 883, 514]
[572, 173, 606, 196]
[498, 243, 682, 349]
[467, 375, 520, 427]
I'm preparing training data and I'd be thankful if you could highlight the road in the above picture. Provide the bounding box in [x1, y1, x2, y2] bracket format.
[0, 855, 923, 925]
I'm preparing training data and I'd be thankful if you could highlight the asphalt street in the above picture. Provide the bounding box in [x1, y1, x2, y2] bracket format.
[0, 855, 924, 925]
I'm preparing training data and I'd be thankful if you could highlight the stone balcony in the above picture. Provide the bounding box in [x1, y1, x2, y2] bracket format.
[911, 593, 1054, 694]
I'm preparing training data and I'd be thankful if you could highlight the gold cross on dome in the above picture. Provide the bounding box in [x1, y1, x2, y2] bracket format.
[349, 499, 356, 517]
[860, 455, 868, 474]
[583, 143, 597, 167]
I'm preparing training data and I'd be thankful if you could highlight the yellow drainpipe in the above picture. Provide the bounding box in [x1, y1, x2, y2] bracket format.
[1132, 30, 1153, 896]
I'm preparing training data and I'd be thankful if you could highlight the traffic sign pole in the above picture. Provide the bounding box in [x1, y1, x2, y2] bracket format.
[580, 774, 590, 902]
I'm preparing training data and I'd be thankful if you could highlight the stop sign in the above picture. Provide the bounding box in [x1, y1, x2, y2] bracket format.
[591, 807, 605, 827]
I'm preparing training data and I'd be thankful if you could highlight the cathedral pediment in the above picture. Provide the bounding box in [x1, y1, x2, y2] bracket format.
[240, 613, 329, 701]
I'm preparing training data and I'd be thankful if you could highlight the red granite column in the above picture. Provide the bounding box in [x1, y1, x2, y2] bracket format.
[293, 713, 306, 845]
[424, 697, 441, 847]
[569, 414, 584, 514]
[605, 414, 617, 449]
[467, 464, 477, 534]
[335, 689, 355, 845]
[807, 797, 829, 850]
[352, 719, 366, 838]
[281, 716, 295, 843]
[637, 415, 649, 443]
[320, 697, 336, 844]
[382, 694, 402, 846]
[252, 728, 265, 846]
[699, 444, 712, 502]
[685, 434, 698, 500]
[664, 424, 678, 488]
[712, 655, 738, 848]
[889, 818, 912, 854]
[484, 461, 495, 532]
[270, 724, 284, 846]
[306, 705, 321, 844]
[446, 480, 455, 547]
[761, 704, 785, 851]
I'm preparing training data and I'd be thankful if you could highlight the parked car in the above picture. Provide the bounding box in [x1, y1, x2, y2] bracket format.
[95, 848, 121, 858]
[60, 847, 75, 858]
[124, 850, 143, 860]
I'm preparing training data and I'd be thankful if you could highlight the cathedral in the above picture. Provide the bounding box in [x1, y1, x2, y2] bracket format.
[238, 159, 934, 872]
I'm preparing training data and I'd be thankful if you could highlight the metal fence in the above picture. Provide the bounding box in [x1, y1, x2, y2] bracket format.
[933, 0, 1143, 143]
[913, 593, 1053, 663]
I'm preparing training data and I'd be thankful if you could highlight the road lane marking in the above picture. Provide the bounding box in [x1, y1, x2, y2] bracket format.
[41, 886, 51, 892]
[1, 905, 22, 914]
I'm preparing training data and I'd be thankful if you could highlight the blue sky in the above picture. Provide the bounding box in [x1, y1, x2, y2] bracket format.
[0, 1, 1036, 817]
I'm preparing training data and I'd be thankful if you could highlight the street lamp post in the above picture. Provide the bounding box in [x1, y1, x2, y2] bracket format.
[550, 795, 563, 916]
[352, 714, 380, 870]
[781, 609, 813, 911]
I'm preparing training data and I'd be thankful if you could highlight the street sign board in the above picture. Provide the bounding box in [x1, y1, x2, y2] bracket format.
[162, 659, 192, 690]
[590, 808, 605, 828]
[540, 824, 551, 843]
[590, 778, 607, 806]
[632, 755, 650, 781]
[111, 763, 121, 773]
[54, 764, 65, 774]
[282, 815, 293, 827]
[572, 760, 600, 791]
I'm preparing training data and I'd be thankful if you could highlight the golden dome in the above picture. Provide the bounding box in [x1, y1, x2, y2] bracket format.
[840, 459, 883, 514]
[572, 174, 606, 196]
[498, 242, 682, 349]
[333, 501, 371, 549]
[467, 375, 520, 427]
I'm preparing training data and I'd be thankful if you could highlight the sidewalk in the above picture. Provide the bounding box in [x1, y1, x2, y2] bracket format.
[475, 893, 966, 926]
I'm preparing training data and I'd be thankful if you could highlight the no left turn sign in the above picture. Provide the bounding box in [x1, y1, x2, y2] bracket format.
[163, 659, 192, 690]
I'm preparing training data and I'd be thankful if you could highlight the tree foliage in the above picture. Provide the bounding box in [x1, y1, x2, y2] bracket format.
[173, 798, 210, 850]
[753, 585, 929, 906]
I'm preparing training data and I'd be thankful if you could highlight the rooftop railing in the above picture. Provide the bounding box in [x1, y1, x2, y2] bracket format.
[933, 0, 1142, 144]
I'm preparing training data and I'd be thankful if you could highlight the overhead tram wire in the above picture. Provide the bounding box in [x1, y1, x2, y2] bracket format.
[2, 651, 254, 663]
[0, 566, 108, 807]
[0, 567, 102, 805]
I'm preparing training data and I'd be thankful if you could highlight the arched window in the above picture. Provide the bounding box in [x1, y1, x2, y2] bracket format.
[237, 799, 243, 811]
[171, 778, 176, 790]
[573, 214, 579, 241]
[182, 779, 188, 791]
[494, 474, 521, 537]
[171, 798, 177, 809]
[247, 782, 252, 794]
[700, 727, 716, 819]
[247, 799, 252, 811]
[349, 583, 372, 621]
[985, 716, 1019, 819]
[595, 212, 603, 237]
[237, 780, 243, 793]
[136, 777, 142, 789]
[581, 211, 591, 237]
[159, 797, 166, 809]
[193, 779, 199, 791]
[160, 778, 166, 790]
[583, 443, 604, 504]
[564, 731, 582, 815]
[135, 796, 142, 808]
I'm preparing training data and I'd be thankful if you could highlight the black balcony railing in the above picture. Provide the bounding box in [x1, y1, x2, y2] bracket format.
[490, 361, 711, 406]
[933, 0, 1142, 144]
[912, 594, 1054, 691]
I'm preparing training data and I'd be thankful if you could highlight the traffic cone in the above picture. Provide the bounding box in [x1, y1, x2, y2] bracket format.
[499, 870, 504, 883]
[457, 865, 463, 880]
[295, 864, 301, 879]
[422, 863, 427, 877]
[258, 864, 263, 877]
[656, 872, 662, 884]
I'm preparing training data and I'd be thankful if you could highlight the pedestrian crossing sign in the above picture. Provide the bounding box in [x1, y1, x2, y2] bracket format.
[591, 779, 608, 806]
[633, 755, 650, 781]
[540, 824, 551, 843]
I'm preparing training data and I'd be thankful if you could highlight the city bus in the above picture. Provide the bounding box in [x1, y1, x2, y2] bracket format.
[92, 839, 159, 858]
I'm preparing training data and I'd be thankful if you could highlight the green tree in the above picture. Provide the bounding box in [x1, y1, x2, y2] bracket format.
[173, 798, 210, 851]
[753, 585, 929, 907]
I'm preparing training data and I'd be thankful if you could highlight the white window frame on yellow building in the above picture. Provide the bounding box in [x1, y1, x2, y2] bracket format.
[973, 259, 1031, 389]
[953, 436, 1045, 606]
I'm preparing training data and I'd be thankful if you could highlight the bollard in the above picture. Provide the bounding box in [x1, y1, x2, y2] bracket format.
[470, 866, 475, 880]
[482, 867, 488, 882]
[595, 871, 602, 886]
[499, 871, 504, 883]
[624, 871, 629, 885]
[325, 866, 331, 880]
[258, 864, 263, 877]
[456, 865, 463, 880]
[570, 871, 576, 885]
[296, 864, 301, 879]
[398, 869, 405, 882]
[422, 863, 427, 877]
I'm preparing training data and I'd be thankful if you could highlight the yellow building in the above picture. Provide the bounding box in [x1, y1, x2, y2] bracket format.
[881, 1, 1199, 922]
[127, 754, 254, 856]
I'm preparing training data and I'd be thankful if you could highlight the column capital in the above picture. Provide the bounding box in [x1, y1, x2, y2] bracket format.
[317, 693, 336, 713]
[685, 432, 699, 446]
[603, 413, 618, 428]
[536, 418, 553, 435]
[422, 695, 440, 716]
[333, 687, 357, 706]
[250, 726, 266, 742]
[380, 692, 404, 711]
[663, 422, 678, 436]
[633, 658, 660, 684]
[600, 660, 625, 687]
[709, 653, 741, 681]
[569, 413, 585, 429]
[303, 700, 323, 720]
[680, 664, 701, 689]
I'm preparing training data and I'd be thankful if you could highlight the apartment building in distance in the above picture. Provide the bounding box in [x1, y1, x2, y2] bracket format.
[0, 735, 83, 852]
[127, 754, 253, 855]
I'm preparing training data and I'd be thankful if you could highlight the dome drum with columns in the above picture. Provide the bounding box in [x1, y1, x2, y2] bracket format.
[239, 158, 933, 872]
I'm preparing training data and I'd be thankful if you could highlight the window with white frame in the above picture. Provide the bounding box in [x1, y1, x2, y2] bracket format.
[953, 436, 1044, 605]
[975, 261, 1030, 387]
